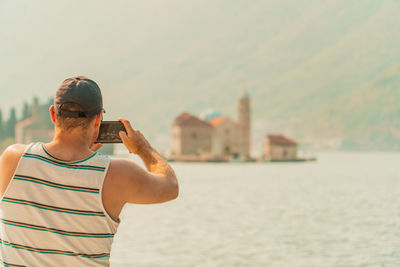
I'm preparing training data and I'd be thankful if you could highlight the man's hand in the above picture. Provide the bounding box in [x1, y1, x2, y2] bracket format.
[118, 118, 151, 155]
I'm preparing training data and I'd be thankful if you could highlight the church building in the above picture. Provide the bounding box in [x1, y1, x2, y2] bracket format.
[171, 93, 251, 161]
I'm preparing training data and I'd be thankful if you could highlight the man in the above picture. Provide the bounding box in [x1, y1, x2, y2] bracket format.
[0, 76, 178, 266]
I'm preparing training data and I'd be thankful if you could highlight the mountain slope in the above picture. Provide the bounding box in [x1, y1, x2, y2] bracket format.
[0, 0, 399, 151]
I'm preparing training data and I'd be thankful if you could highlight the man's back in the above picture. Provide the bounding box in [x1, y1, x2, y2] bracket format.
[0, 76, 178, 265]
[0, 143, 118, 266]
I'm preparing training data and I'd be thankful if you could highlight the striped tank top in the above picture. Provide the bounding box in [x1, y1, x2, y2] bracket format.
[0, 142, 119, 266]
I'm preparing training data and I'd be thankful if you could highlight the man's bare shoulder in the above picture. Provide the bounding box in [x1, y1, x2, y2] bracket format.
[1, 144, 27, 173]
[102, 158, 150, 208]
[107, 158, 149, 182]
[0, 144, 27, 196]
[1, 144, 27, 160]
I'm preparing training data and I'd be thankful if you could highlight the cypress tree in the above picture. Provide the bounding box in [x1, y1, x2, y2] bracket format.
[0, 109, 4, 141]
[22, 101, 31, 120]
[6, 107, 17, 138]
[46, 98, 54, 128]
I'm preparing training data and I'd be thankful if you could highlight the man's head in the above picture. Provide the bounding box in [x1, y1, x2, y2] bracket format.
[50, 76, 104, 141]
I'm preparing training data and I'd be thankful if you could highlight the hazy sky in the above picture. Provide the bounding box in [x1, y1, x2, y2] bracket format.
[1, 0, 206, 116]
[1, 0, 375, 118]
[1, 0, 399, 151]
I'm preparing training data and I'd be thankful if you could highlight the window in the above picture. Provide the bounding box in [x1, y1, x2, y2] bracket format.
[225, 146, 231, 153]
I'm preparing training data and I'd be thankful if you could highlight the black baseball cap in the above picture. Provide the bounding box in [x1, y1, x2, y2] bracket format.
[54, 76, 104, 118]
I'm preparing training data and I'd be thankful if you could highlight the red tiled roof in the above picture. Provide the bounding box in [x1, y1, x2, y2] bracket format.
[209, 116, 229, 127]
[15, 118, 34, 129]
[173, 112, 212, 128]
[266, 134, 297, 145]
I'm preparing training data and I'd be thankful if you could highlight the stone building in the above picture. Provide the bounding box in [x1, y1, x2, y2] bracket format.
[171, 113, 213, 156]
[171, 93, 251, 161]
[209, 116, 240, 158]
[15, 98, 54, 144]
[263, 134, 298, 161]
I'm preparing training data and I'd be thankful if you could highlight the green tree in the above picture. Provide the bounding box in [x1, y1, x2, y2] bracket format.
[6, 107, 17, 138]
[22, 101, 31, 120]
[0, 109, 4, 141]
[47, 98, 54, 108]
[44, 98, 54, 128]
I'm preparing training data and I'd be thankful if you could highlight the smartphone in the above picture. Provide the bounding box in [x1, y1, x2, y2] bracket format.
[96, 121, 127, 143]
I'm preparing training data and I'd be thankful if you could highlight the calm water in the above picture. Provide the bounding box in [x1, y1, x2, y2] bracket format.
[110, 152, 400, 267]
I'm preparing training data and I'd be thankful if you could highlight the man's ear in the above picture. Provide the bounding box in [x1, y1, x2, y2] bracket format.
[49, 105, 56, 124]
[94, 113, 102, 127]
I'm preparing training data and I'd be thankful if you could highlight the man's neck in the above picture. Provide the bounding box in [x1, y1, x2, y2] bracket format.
[45, 129, 95, 162]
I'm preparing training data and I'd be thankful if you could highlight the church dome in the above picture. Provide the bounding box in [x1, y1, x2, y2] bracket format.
[240, 91, 250, 99]
[200, 108, 223, 121]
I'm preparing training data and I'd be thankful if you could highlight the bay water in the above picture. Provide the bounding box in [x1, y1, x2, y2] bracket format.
[110, 152, 400, 267]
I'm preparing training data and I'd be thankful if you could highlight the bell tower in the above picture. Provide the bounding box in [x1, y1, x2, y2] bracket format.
[238, 92, 251, 159]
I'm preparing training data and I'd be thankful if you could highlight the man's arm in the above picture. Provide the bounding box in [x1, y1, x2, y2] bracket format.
[102, 118, 178, 218]
[0, 144, 27, 197]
